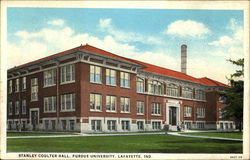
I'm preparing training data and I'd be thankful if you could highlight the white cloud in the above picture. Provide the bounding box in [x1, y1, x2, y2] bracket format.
[47, 19, 64, 26]
[209, 18, 243, 47]
[165, 20, 210, 38]
[98, 18, 162, 45]
[208, 36, 234, 46]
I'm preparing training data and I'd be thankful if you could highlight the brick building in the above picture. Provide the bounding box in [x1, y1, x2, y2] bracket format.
[7, 44, 235, 132]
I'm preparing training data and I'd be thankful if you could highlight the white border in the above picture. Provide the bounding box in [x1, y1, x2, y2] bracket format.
[1, 1, 249, 160]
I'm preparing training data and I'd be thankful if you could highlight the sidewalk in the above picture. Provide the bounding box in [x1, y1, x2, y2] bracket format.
[8, 132, 166, 139]
[166, 132, 243, 142]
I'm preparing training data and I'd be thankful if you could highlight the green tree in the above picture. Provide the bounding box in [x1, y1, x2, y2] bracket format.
[220, 58, 244, 132]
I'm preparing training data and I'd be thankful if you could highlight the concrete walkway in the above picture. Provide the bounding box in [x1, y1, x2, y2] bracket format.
[166, 132, 243, 142]
[8, 132, 166, 139]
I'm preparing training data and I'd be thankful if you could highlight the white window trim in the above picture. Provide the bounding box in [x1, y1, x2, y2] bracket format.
[60, 93, 75, 112]
[44, 96, 57, 113]
[90, 65, 102, 84]
[151, 102, 161, 116]
[120, 97, 130, 113]
[90, 93, 102, 112]
[60, 64, 75, 84]
[106, 68, 116, 86]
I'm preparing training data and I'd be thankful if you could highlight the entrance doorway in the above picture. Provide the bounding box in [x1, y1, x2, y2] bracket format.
[31, 110, 38, 130]
[169, 107, 177, 125]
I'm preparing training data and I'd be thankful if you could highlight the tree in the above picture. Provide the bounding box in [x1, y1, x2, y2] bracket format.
[220, 58, 244, 132]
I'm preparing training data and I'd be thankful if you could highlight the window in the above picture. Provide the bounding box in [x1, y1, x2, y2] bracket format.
[106, 95, 116, 112]
[121, 120, 130, 131]
[152, 121, 161, 130]
[21, 100, 26, 114]
[184, 106, 192, 117]
[44, 96, 57, 112]
[45, 120, 49, 130]
[90, 93, 102, 111]
[137, 121, 144, 130]
[196, 89, 205, 100]
[219, 108, 223, 119]
[106, 69, 116, 85]
[182, 87, 193, 99]
[148, 80, 163, 95]
[8, 102, 13, 115]
[61, 64, 75, 83]
[184, 122, 192, 129]
[31, 78, 38, 101]
[21, 77, 26, 90]
[197, 107, 205, 118]
[151, 102, 161, 115]
[51, 120, 56, 130]
[136, 78, 144, 93]
[15, 79, 19, 92]
[69, 120, 75, 131]
[120, 97, 130, 113]
[166, 83, 179, 97]
[15, 101, 20, 115]
[120, 72, 130, 88]
[44, 69, 56, 86]
[197, 122, 205, 129]
[61, 120, 67, 130]
[91, 120, 101, 131]
[90, 65, 101, 83]
[9, 80, 12, 93]
[107, 120, 116, 131]
[136, 101, 144, 115]
[61, 93, 75, 111]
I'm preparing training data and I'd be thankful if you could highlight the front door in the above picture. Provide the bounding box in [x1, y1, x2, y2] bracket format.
[31, 111, 38, 130]
[169, 107, 177, 125]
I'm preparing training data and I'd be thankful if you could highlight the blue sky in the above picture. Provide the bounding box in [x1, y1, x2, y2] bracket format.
[7, 8, 244, 83]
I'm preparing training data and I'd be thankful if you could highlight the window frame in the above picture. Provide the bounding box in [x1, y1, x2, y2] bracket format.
[22, 77, 26, 90]
[21, 100, 26, 115]
[136, 101, 144, 115]
[120, 72, 130, 88]
[107, 120, 116, 131]
[121, 120, 130, 131]
[151, 102, 161, 115]
[15, 101, 20, 115]
[44, 68, 56, 87]
[197, 107, 205, 118]
[60, 93, 75, 112]
[90, 93, 102, 111]
[60, 64, 75, 84]
[136, 77, 144, 93]
[106, 68, 116, 86]
[184, 106, 192, 117]
[182, 87, 193, 99]
[120, 97, 130, 113]
[166, 83, 179, 97]
[9, 80, 12, 93]
[44, 96, 57, 113]
[31, 78, 38, 101]
[90, 65, 102, 84]
[15, 79, 19, 92]
[8, 101, 13, 115]
[106, 95, 116, 112]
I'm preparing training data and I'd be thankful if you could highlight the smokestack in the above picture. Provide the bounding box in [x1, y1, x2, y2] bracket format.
[181, 44, 187, 74]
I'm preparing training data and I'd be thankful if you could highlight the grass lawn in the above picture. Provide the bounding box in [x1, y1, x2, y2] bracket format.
[7, 132, 79, 137]
[180, 132, 243, 139]
[7, 134, 242, 153]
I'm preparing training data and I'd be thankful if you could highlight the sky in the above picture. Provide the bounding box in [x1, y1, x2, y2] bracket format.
[7, 8, 244, 84]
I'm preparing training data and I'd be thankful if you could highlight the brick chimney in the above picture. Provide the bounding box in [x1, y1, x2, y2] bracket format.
[181, 44, 187, 74]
